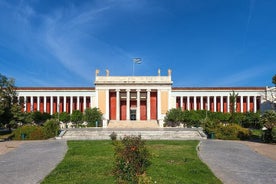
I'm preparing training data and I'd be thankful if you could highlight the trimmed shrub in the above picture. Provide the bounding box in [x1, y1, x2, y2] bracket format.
[113, 135, 151, 184]
[13, 125, 45, 140]
[110, 131, 117, 141]
[215, 124, 251, 140]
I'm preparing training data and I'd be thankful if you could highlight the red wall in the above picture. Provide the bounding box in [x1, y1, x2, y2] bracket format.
[120, 101, 126, 120]
[109, 92, 116, 120]
[150, 92, 157, 120]
[140, 101, 147, 120]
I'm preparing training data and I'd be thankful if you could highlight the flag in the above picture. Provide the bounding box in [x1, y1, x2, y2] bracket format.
[133, 58, 142, 64]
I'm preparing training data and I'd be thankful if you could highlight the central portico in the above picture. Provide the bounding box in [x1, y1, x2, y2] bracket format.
[95, 69, 173, 127]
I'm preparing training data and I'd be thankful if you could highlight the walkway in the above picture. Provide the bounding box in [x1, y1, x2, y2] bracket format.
[198, 140, 276, 184]
[0, 140, 67, 184]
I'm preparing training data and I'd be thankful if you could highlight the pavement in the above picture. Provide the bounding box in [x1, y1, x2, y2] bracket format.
[198, 140, 276, 184]
[0, 140, 67, 184]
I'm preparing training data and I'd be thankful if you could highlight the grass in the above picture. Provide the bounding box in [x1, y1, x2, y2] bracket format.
[42, 140, 221, 184]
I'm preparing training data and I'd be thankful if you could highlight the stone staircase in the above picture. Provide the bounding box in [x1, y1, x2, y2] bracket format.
[59, 128, 207, 140]
[107, 120, 160, 129]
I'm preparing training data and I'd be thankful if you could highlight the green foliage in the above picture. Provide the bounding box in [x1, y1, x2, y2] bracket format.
[31, 111, 51, 124]
[261, 110, 276, 130]
[113, 135, 151, 184]
[70, 110, 83, 126]
[13, 125, 45, 140]
[164, 108, 183, 127]
[240, 112, 261, 129]
[229, 91, 238, 114]
[0, 73, 22, 129]
[272, 74, 276, 86]
[58, 112, 70, 123]
[261, 110, 276, 143]
[43, 119, 60, 139]
[164, 108, 232, 128]
[83, 107, 102, 127]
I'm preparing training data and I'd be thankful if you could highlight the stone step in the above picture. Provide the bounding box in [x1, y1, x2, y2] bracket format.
[60, 128, 207, 140]
[107, 120, 160, 129]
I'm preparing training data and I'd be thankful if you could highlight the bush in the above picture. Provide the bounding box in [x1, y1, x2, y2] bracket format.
[43, 119, 60, 139]
[215, 124, 251, 140]
[113, 135, 151, 184]
[110, 132, 117, 141]
[13, 125, 45, 140]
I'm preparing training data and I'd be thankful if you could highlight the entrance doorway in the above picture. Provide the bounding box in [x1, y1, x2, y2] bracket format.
[130, 109, 136, 120]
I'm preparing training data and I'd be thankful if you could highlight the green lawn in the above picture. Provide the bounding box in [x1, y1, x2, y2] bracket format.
[42, 140, 221, 184]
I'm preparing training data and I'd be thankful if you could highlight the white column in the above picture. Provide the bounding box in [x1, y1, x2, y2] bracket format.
[180, 96, 183, 110]
[193, 96, 197, 110]
[50, 96, 53, 115]
[214, 96, 217, 112]
[157, 90, 161, 120]
[147, 89, 151, 120]
[220, 96, 223, 112]
[227, 96, 230, 112]
[240, 96, 244, 113]
[24, 96, 27, 112]
[200, 96, 203, 110]
[253, 96, 257, 112]
[187, 96, 190, 110]
[84, 96, 87, 111]
[126, 89, 130, 120]
[90, 96, 93, 108]
[57, 96, 60, 113]
[136, 89, 141, 121]
[207, 96, 210, 111]
[116, 89, 120, 121]
[77, 96, 80, 110]
[106, 90, 109, 120]
[44, 96, 46, 113]
[63, 96, 66, 112]
[247, 96, 250, 112]
[30, 96, 33, 112]
[37, 96, 40, 112]
[70, 96, 73, 114]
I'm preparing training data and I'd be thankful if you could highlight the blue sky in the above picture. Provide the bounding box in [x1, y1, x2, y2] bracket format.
[0, 0, 275, 87]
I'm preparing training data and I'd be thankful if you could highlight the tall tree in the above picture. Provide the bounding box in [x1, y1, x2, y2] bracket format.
[0, 73, 22, 129]
[83, 108, 102, 127]
[229, 91, 239, 123]
[70, 110, 83, 127]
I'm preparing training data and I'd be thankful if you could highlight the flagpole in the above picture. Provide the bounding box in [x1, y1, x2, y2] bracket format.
[132, 61, 134, 76]
[132, 58, 142, 76]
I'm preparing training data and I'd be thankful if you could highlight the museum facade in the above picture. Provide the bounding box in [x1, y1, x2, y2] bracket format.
[16, 69, 268, 127]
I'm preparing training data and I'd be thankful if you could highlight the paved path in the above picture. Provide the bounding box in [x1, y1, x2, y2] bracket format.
[198, 140, 276, 184]
[0, 140, 67, 184]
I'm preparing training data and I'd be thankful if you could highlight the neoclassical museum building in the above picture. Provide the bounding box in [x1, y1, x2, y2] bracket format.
[16, 69, 271, 127]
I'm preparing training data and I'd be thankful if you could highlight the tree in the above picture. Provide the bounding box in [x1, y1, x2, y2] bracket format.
[70, 110, 83, 127]
[83, 107, 102, 127]
[31, 111, 51, 125]
[0, 73, 22, 129]
[229, 91, 238, 123]
[272, 74, 276, 86]
[59, 112, 70, 123]
[260, 110, 276, 143]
